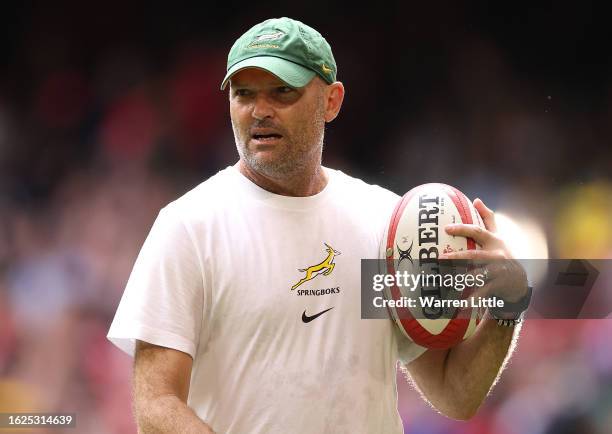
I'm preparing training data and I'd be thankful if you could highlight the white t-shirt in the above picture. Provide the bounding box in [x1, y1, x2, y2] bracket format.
[107, 166, 427, 434]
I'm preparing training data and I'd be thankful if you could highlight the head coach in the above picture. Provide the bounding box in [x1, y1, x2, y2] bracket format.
[107, 17, 530, 434]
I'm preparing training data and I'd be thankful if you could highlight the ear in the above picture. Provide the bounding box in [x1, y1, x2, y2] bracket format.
[323, 81, 345, 123]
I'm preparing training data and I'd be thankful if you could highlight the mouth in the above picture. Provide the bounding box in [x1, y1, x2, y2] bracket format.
[250, 132, 284, 145]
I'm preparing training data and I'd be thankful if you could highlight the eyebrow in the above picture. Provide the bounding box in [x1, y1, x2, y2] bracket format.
[230, 81, 290, 88]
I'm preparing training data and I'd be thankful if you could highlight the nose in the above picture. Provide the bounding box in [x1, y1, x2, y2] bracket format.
[252, 93, 274, 120]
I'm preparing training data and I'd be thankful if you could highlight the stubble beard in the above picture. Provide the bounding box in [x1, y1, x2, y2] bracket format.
[231, 109, 326, 180]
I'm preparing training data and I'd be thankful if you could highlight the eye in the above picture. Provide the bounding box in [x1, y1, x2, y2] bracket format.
[277, 86, 295, 94]
[234, 89, 252, 97]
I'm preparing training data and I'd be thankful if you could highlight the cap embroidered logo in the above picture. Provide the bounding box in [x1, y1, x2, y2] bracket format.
[254, 31, 286, 42]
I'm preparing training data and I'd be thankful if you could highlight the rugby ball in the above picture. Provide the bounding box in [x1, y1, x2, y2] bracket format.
[381, 183, 486, 349]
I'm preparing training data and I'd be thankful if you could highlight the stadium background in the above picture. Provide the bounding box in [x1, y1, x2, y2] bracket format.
[0, 2, 610, 433]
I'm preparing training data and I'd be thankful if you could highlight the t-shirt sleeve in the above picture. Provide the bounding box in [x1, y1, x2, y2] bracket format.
[395, 325, 428, 364]
[107, 206, 205, 359]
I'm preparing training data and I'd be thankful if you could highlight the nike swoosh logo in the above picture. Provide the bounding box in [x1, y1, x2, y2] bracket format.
[302, 307, 334, 323]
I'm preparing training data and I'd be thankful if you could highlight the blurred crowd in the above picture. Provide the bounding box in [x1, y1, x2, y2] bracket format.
[1, 3, 611, 433]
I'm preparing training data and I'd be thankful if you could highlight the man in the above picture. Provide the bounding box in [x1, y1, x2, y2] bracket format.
[107, 17, 530, 434]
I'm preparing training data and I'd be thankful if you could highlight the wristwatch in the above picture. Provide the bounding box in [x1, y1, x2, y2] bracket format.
[490, 286, 532, 327]
[492, 311, 525, 327]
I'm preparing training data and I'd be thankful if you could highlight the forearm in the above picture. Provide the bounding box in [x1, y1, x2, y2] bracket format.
[441, 313, 519, 418]
[136, 394, 216, 434]
[406, 198, 527, 419]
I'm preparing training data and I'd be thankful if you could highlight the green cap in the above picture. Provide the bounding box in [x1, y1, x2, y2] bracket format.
[220, 17, 337, 90]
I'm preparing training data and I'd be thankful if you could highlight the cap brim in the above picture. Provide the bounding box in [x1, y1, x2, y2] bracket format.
[220, 57, 316, 90]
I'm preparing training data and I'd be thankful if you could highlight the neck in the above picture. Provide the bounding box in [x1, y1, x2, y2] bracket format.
[236, 160, 328, 197]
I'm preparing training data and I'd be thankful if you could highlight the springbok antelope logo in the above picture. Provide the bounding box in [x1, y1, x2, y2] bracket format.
[291, 243, 341, 290]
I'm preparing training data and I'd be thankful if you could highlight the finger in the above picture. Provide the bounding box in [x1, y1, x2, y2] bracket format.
[474, 198, 498, 233]
[466, 265, 493, 282]
[467, 284, 490, 301]
[467, 274, 506, 301]
[467, 284, 495, 307]
[466, 263, 527, 305]
[439, 249, 502, 262]
[444, 223, 495, 248]
[460, 266, 492, 294]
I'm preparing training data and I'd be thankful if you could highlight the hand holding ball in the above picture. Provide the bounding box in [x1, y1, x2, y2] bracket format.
[381, 183, 487, 350]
